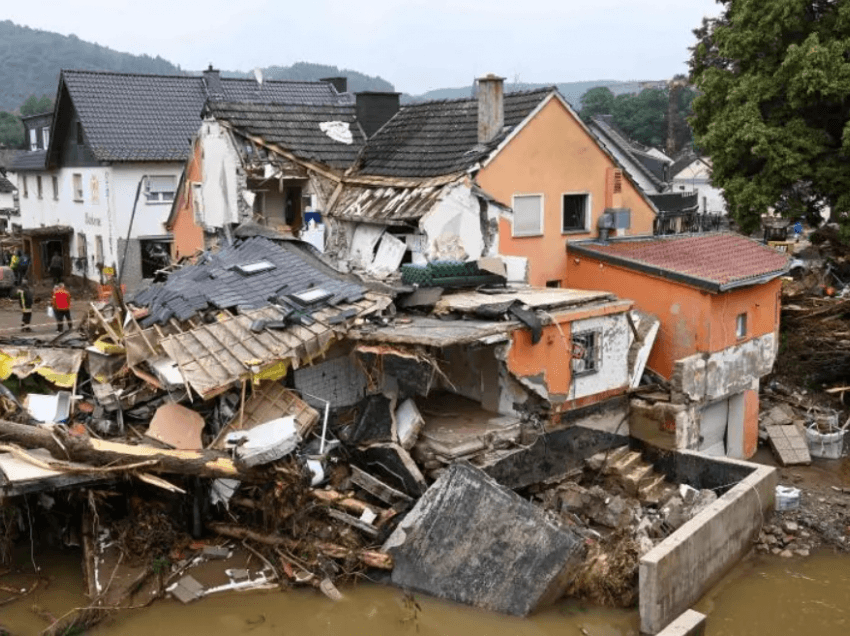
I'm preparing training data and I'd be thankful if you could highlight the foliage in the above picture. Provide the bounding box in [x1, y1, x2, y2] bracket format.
[20, 94, 53, 116]
[580, 87, 615, 122]
[0, 112, 23, 148]
[689, 0, 850, 234]
[225, 61, 395, 93]
[578, 85, 697, 152]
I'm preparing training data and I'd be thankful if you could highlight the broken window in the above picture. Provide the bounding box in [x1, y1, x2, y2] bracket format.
[562, 193, 589, 232]
[73, 173, 83, 201]
[140, 239, 172, 279]
[145, 176, 176, 204]
[513, 194, 543, 237]
[736, 313, 747, 339]
[572, 330, 600, 376]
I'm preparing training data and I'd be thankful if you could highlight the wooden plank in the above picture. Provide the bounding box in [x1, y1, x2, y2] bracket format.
[350, 465, 413, 505]
[766, 424, 811, 466]
[326, 508, 378, 537]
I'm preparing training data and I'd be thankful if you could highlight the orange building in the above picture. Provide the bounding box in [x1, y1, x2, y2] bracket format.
[566, 233, 789, 459]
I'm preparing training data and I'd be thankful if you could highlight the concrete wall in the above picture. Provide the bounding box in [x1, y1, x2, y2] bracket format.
[639, 452, 777, 634]
[420, 183, 499, 262]
[476, 96, 657, 287]
[571, 313, 630, 400]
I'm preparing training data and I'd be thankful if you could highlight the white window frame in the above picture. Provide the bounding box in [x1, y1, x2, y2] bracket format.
[511, 193, 544, 238]
[561, 191, 591, 234]
[736, 313, 747, 339]
[42, 127, 50, 150]
[29, 129, 37, 151]
[73, 173, 84, 202]
[144, 175, 177, 204]
[572, 329, 601, 376]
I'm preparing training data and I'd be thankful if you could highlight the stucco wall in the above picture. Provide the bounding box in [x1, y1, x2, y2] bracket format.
[476, 97, 657, 287]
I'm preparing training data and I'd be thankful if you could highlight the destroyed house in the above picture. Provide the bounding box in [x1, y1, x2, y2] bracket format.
[128, 235, 390, 398]
[327, 75, 659, 287]
[167, 96, 371, 260]
[567, 232, 789, 459]
[11, 67, 351, 289]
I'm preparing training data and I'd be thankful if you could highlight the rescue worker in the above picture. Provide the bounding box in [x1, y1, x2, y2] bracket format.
[51, 283, 72, 332]
[9, 250, 20, 286]
[16, 282, 33, 332]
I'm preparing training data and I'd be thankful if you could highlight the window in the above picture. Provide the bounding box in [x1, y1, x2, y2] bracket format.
[76, 122, 84, 145]
[42, 127, 49, 150]
[512, 194, 543, 237]
[21, 176, 28, 198]
[36, 176, 43, 199]
[612, 169, 623, 194]
[29, 129, 37, 151]
[145, 175, 176, 204]
[546, 280, 561, 288]
[52, 176, 58, 200]
[90, 175, 100, 205]
[562, 193, 589, 232]
[140, 238, 172, 278]
[572, 330, 600, 375]
[73, 174, 83, 201]
[95, 235, 104, 268]
[736, 313, 747, 339]
[76, 232, 87, 274]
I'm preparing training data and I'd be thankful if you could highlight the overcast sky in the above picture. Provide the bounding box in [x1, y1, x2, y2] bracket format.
[6, 0, 721, 95]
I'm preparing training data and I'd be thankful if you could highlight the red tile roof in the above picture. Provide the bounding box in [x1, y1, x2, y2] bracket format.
[570, 233, 789, 291]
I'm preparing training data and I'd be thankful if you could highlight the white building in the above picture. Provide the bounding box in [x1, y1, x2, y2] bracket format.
[669, 155, 727, 216]
[10, 68, 351, 289]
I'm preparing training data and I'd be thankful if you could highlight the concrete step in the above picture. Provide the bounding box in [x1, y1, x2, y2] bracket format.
[611, 451, 644, 478]
[585, 445, 631, 473]
[638, 475, 675, 506]
[623, 462, 654, 496]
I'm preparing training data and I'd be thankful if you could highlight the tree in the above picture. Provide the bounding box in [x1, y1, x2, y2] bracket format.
[580, 87, 615, 122]
[689, 0, 850, 233]
[611, 89, 669, 148]
[0, 111, 23, 148]
[19, 94, 52, 116]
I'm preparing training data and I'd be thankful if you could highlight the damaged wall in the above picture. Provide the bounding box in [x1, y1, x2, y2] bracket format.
[570, 313, 630, 401]
[420, 183, 500, 262]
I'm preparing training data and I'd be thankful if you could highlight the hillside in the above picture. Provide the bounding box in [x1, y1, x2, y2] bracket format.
[220, 62, 394, 94]
[0, 21, 180, 111]
[405, 79, 666, 107]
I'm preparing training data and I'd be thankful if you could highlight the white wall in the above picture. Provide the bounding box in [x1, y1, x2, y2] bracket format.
[671, 161, 727, 216]
[420, 184, 499, 261]
[571, 313, 631, 400]
[197, 120, 242, 230]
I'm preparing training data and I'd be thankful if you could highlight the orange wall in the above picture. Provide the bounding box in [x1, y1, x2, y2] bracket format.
[168, 139, 204, 260]
[507, 322, 574, 399]
[566, 253, 712, 379]
[565, 251, 782, 380]
[707, 278, 782, 351]
[476, 97, 656, 287]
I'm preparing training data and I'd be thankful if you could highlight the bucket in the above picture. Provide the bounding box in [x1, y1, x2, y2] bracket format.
[806, 423, 844, 459]
[775, 485, 800, 511]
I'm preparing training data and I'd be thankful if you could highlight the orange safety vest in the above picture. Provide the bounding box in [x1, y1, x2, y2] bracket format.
[52, 288, 71, 311]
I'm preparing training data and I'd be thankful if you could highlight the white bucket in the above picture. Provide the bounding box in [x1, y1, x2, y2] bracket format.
[806, 424, 844, 459]
[775, 485, 800, 511]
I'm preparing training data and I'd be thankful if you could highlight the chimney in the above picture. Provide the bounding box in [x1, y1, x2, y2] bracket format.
[321, 77, 348, 94]
[477, 74, 505, 144]
[203, 64, 224, 100]
[356, 92, 401, 138]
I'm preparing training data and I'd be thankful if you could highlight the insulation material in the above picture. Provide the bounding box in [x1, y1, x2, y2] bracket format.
[0, 347, 84, 388]
[349, 224, 385, 269]
[366, 232, 407, 279]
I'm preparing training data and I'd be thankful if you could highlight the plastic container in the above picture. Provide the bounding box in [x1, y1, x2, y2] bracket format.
[775, 485, 801, 511]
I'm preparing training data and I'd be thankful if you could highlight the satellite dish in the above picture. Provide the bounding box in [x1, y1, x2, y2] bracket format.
[253, 68, 263, 86]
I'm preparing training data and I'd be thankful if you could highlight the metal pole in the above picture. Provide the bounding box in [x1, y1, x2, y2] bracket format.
[117, 175, 146, 289]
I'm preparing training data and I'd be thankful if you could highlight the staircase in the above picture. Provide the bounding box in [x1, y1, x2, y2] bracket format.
[587, 446, 676, 507]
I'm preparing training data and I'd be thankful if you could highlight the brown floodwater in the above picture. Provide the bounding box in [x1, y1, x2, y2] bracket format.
[2, 548, 848, 635]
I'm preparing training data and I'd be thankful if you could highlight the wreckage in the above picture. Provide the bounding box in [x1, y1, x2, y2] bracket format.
[0, 231, 777, 635]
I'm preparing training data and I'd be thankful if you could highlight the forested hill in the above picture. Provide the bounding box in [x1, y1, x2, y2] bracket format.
[0, 20, 180, 111]
[0, 21, 397, 113]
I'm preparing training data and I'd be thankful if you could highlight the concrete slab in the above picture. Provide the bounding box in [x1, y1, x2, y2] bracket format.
[766, 424, 811, 466]
[657, 610, 706, 636]
[383, 462, 585, 616]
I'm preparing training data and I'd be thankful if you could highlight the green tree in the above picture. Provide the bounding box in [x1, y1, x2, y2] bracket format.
[579, 86, 615, 122]
[19, 94, 52, 116]
[0, 111, 23, 147]
[689, 0, 850, 233]
[611, 89, 669, 148]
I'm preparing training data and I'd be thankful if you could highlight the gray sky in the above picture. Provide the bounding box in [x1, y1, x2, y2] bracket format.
[6, 0, 721, 94]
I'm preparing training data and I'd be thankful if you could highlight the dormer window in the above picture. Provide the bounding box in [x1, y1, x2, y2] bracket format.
[29, 129, 37, 152]
[42, 127, 50, 150]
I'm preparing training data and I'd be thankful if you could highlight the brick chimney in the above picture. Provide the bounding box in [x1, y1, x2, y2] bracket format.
[477, 74, 505, 144]
[356, 92, 401, 138]
[321, 77, 348, 94]
[203, 64, 224, 100]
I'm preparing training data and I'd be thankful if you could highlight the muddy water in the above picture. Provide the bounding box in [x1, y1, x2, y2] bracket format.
[2, 549, 849, 635]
